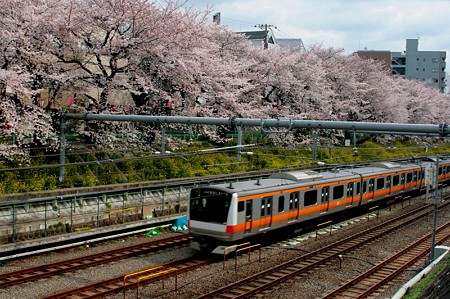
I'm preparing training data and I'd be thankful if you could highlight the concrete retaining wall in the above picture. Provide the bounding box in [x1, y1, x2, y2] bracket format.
[0, 187, 189, 243]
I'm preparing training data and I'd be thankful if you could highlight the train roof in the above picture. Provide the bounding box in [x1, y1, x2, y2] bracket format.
[201, 160, 431, 195]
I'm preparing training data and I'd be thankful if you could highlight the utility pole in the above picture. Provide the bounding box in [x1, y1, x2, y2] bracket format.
[429, 156, 441, 262]
[213, 13, 221, 25]
[255, 24, 277, 49]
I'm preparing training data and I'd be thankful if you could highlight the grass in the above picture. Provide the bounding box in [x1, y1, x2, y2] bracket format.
[402, 253, 450, 299]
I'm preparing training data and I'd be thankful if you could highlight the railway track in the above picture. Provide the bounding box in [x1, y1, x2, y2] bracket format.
[42, 257, 211, 299]
[196, 201, 450, 299]
[0, 233, 191, 288]
[3, 198, 447, 298]
[321, 221, 450, 299]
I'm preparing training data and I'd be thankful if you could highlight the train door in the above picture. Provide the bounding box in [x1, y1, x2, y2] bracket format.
[244, 200, 252, 234]
[406, 172, 414, 190]
[289, 192, 300, 222]
[386, 176, 391, 196]
[355, 181, 362, 204]
[347, 183, 354, 206]
[400, 174, 406, 191]
[368, 179, 375, 200]
[412, 171, 418, 188]
[260, 196, 273, 230]
[419, 168, 425, 188]
[320, 186, 330, 213]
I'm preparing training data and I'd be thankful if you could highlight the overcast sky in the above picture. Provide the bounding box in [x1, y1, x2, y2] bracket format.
[189, 0, 450, 59]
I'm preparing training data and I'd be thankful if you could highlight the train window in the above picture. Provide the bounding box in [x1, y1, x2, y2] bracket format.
[304, 190, 318, 206]
[385, 176, 391, 189]
[189, 188, 232, 223]
[246, 201, 252, 218]
[238, 201, 245, 212]
[413, 171, 418, 181]
[376, 178, 385, 190]
[355, 182, 361, 195]
[406, 173, 413, 183]
[290, 193, 299, 210]
[261, 196, 272, 217]
[439, 167, 443, 175]
[369, 179, 375, 192]
[393, 175, 400, 186]
[333, 185, 344, 200]
[321, 187, 330, 203]
[363, 181, 368, 193]
[401, 174, 405, 184]
[278, 196, 285, 213]
[261, 198, 266, 217]
[347, 183, 353, 196]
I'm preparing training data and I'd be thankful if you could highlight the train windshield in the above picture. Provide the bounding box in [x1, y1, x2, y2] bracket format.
[189, 188, 232, 224]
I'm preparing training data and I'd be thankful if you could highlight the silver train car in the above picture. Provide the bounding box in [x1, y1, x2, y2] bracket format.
[188, 158, 450, 254]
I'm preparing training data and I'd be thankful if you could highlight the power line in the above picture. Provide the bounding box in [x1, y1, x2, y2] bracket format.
[220, 16, 255, 27]
[255, 24, 277, 49]
[274, 28, 295, 39]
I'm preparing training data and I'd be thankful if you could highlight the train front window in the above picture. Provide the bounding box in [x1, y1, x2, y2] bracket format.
[189, 188, 232, 224]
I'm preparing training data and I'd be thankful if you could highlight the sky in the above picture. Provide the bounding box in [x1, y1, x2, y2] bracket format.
[188, 0, 450, 59]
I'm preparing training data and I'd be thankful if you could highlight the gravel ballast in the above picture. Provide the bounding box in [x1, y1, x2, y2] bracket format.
[1, 196, 449, 299]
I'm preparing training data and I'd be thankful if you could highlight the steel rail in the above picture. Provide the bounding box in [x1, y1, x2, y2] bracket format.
[0, 233, 191, 288]
[321, 221, 450, 298]
[196, 201, 450, 298]
[42, 258, 211, 299]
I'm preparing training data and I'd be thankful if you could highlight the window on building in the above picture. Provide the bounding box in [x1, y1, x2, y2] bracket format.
[423, 68, 425, 72]
[432, 58, 439, 63]
[423, 58, 426, 62]
[432, 68, 438, 73]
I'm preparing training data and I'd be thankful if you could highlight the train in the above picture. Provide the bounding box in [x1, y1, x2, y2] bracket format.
[187, 157, 450, 254]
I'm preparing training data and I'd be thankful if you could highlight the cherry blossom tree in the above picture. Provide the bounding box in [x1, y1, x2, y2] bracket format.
[0, 0, 59, 160]
[0, 0, 449, 161]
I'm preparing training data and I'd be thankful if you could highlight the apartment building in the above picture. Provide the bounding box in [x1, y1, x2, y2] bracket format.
[357, 39, 447, 92]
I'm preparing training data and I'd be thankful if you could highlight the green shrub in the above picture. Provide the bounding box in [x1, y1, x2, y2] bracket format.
[0, 140, 448, 194]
